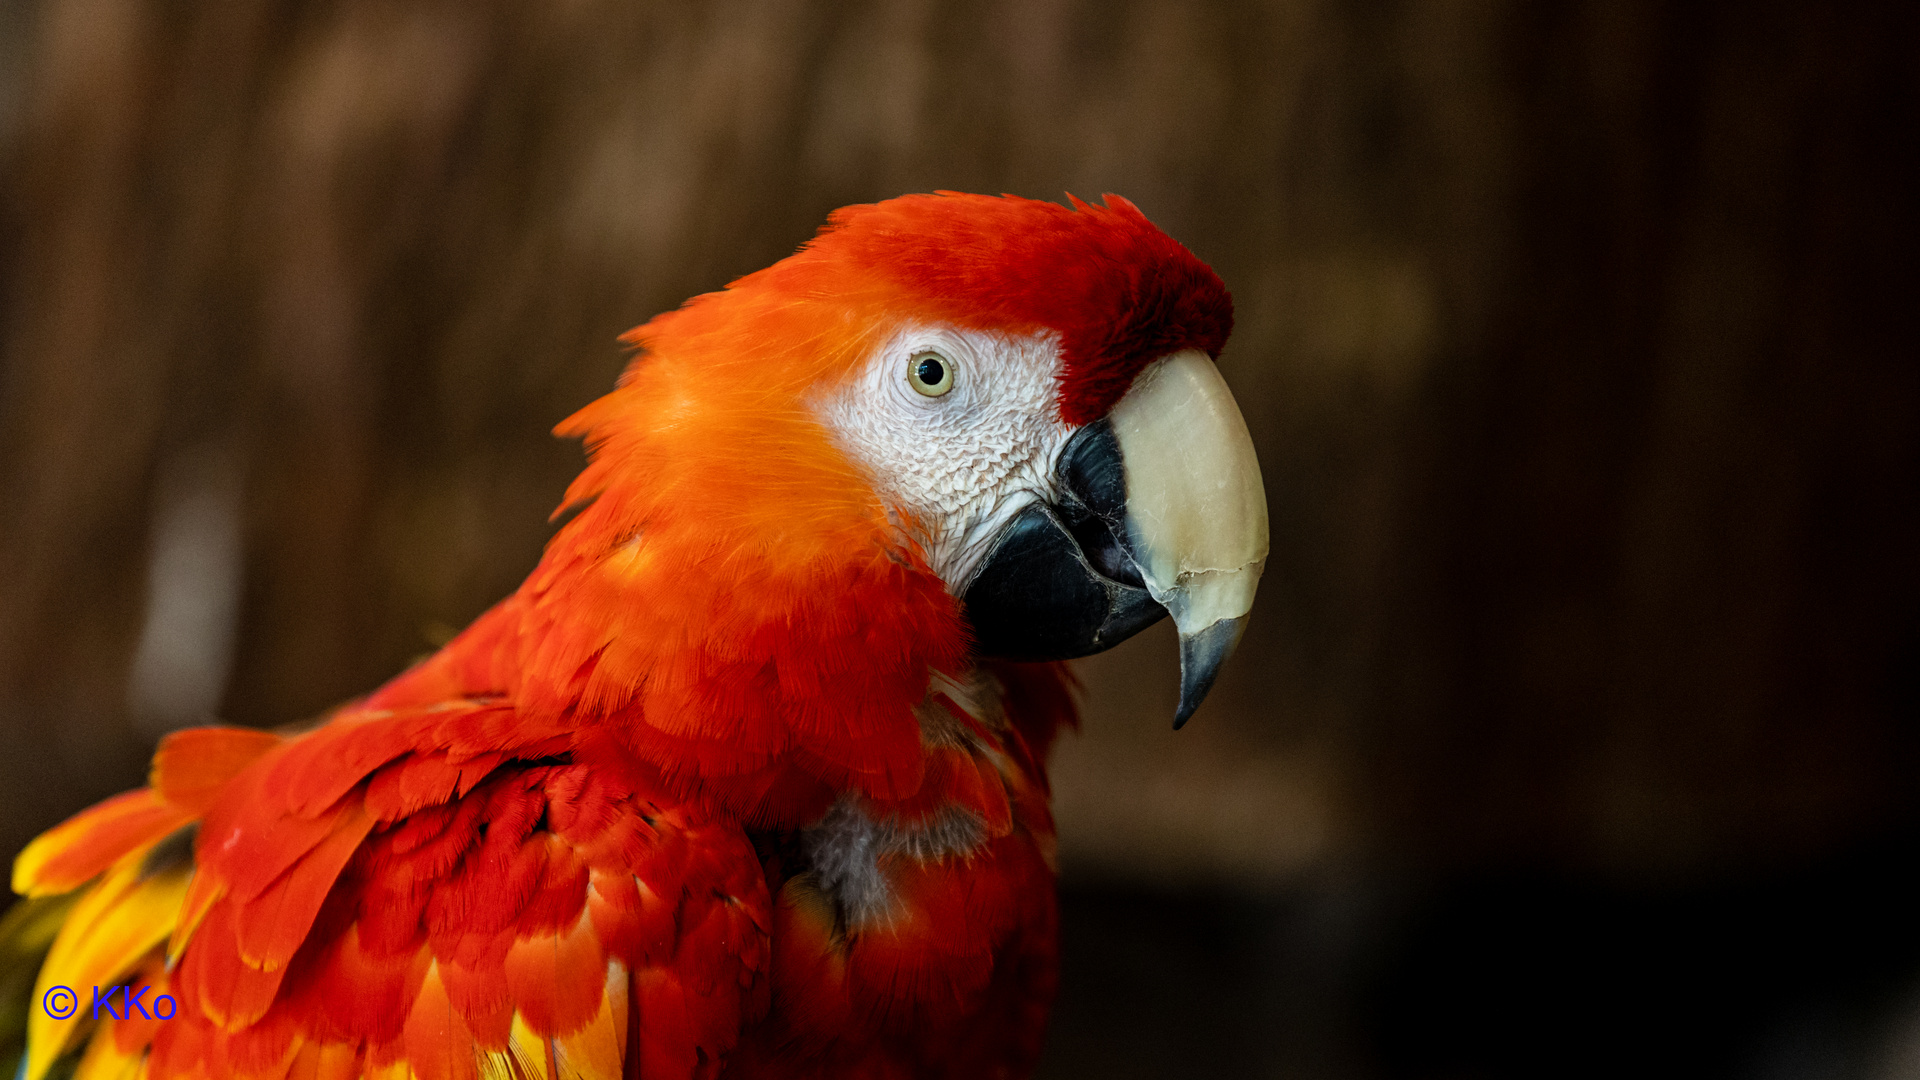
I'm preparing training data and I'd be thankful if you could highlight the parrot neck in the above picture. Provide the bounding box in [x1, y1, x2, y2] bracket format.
[364, 493, 991, 828]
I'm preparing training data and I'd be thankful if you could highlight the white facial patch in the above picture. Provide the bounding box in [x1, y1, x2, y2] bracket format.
[812, 325, 1075, 591]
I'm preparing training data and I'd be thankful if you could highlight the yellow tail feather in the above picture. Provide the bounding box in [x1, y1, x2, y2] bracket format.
[25, 846, 190, 1080]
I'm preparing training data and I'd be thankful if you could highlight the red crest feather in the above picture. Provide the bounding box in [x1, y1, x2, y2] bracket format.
[799, 191, 1233, 424]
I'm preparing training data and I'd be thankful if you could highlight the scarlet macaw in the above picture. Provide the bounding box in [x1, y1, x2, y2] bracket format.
[4, 192, 1267, 1079]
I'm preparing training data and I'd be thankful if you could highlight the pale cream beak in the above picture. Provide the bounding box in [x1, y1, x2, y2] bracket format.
[1107, 349, 1270, 726]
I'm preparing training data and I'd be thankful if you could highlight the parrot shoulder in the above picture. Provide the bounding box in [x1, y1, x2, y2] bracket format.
[9, 703, 771, 1080]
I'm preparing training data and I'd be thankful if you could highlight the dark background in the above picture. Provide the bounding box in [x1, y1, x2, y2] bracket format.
[2, 1, 1916, 1076]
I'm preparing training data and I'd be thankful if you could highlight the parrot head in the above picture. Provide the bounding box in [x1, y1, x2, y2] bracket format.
[551, 192, 1265, 731]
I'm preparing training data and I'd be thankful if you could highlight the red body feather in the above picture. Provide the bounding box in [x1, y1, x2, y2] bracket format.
[10, 193, 1230, 1080]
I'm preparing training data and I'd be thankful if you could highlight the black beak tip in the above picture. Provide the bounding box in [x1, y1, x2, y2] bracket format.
[1173, 615, 1248, 730]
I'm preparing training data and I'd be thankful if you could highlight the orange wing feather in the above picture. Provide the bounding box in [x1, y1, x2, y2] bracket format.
[21, 707, 770, 1080]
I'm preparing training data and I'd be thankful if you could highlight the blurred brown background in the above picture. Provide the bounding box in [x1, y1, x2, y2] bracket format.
[1, 1, 1916, 1076]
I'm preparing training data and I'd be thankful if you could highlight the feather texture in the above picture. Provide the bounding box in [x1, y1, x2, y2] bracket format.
[21, 706, 771, 1080]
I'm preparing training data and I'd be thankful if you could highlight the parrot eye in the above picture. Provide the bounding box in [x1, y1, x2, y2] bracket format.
[908, 351, 954, 397]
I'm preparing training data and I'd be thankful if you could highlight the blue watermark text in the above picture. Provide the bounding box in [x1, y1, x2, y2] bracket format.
[39, 985, 176, 1021]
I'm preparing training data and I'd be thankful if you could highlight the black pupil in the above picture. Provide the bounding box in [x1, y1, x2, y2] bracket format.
[916, 357, 946, 386]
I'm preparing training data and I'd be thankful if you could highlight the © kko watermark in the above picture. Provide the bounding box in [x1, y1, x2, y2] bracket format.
[40, 985, 177, 1021]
